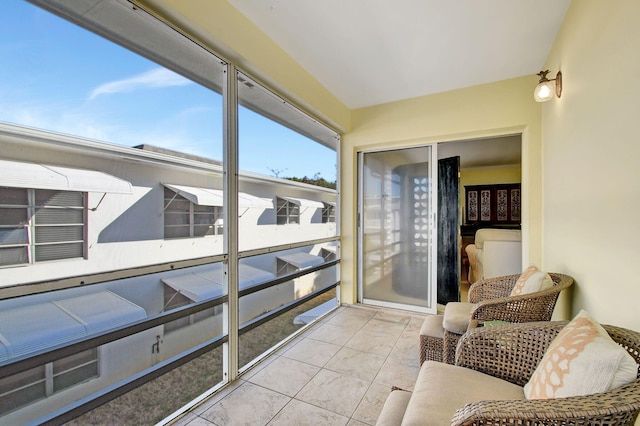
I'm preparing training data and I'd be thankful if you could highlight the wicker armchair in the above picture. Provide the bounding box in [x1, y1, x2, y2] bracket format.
[451, 321, 640, 426]
[437, 272, 574, 364]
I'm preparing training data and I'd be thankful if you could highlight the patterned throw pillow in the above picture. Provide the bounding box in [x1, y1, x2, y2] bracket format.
[524, 310, 638, 399]
[510, 265, 554, 296]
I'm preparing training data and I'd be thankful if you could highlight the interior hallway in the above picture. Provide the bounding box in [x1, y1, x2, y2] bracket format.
[172, 305, 427, 425]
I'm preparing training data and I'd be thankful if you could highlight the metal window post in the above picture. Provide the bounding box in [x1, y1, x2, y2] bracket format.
[223, 63, 239, 382]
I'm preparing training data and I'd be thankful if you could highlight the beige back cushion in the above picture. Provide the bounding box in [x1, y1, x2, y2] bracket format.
[510, 265, 553, 296]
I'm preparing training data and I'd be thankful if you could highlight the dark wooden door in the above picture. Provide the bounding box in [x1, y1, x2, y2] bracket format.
[437, 156, 460, 304]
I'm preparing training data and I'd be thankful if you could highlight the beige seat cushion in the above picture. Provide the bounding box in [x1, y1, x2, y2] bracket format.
[442, 302, 474, 335]
[420, 314, 444, 338]
[402, 361, 524, 426]
[376, 389, 412, 426]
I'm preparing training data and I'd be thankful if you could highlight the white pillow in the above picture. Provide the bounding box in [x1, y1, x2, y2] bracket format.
[524, 310, 638, 399]
[510, 265, 554, 296]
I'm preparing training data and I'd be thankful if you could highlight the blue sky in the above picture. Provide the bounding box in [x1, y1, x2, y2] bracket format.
[0, 1, 336, 181]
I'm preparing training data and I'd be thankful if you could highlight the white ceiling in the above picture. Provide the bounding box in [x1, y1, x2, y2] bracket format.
[227, 0, 571, 109]
[438, 135, 521, 169]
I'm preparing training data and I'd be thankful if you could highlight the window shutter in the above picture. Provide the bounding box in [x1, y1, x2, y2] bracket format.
[0, 247, 29, 266]
[35, 242, 84, 261]
[34, 226, 84, 244]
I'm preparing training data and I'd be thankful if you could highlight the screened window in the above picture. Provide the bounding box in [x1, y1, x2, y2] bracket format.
[0, 349, 98, 415]
[322, 202, 336, 223]
[164, 188, 223, 239]
[0, 188, 86, 266]
[163, 285, 221, 333]
[276, 197, 300, 225]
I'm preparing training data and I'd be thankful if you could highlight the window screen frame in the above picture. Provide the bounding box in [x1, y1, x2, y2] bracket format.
[163, 188, 224, 239]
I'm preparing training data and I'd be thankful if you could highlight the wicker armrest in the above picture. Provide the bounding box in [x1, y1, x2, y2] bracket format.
[468, 275, 519, 303]
[452, 385, 640, 426]
[469, 273, 574, 324]
[455, 321, 568, 386]
[471, 292, 560, 324]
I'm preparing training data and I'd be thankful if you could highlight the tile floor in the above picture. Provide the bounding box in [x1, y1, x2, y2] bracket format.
[172, 305, 428, 426]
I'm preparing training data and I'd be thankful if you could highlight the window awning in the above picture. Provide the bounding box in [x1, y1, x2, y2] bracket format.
[161, 272, 224, 302]
[53, 291, 146, 334]
[164, 184, 223, 206]
[0, 159, 132, 194]
[294, 299, 336, 325]
[0, 291, 146, 361]
[161, 264, 276, 302]
[238, 193, 274, 209]
[238, 264, 277, 289]
[321, 245, 337, 254]
[276, 252, 325, 269]
[164, 184, 273, 209]
[278, 196, 324, 209]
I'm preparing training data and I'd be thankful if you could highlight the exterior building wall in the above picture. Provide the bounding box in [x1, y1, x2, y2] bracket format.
[0, 124, 337, 288]
[0, 123, 338, 423]
[0, 328, 160, 425]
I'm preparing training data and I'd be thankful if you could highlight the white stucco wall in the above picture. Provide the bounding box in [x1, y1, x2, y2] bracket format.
[0, 126, 337, 287]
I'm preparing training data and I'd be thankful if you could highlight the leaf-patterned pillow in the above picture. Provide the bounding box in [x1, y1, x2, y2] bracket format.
[524, 310, 638, 399]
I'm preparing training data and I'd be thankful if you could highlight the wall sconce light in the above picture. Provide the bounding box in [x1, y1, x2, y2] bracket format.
[533, 70, 562, 102]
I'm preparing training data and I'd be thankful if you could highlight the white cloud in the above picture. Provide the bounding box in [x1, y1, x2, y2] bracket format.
[88, 68, 192, 100]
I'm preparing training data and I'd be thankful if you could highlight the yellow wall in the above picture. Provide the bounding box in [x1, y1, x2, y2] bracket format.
[541, 0, 640, 330]
[341, 78, 542, 304]
[460, 166, 521, 188]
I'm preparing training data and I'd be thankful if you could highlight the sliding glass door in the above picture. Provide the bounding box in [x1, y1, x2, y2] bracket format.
[358, 146, 437, 313]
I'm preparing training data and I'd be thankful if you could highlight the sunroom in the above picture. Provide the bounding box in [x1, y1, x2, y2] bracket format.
[0, 0, 638, 425]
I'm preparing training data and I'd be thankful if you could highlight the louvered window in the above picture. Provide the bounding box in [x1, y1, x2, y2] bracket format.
[0, 348, 98, 415]
[0, 188, 86, 266]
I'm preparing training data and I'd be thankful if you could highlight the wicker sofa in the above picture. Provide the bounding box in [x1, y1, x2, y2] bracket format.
[378, 321, 640, 426]
[420, 272, 574, 364]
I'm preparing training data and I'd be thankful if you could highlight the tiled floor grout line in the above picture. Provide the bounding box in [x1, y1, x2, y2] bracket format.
[264, 314, 359, 424]
[342, 313, 380, 425]
[283, 307, 375, 425]
[175, 306, 425, 425]
[271, 349, 341, 424]
[348, 330, 390, 424]
[345, 310, 410, 424]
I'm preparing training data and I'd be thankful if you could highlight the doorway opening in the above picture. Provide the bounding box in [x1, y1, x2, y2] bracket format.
[438, 134, 522, 304]
[356, 134, 522, 313]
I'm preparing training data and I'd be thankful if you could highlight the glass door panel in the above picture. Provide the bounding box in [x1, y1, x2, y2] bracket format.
[359, 146, 436, 313]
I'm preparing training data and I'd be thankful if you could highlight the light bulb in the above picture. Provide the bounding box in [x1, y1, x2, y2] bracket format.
[534, 81, 554, 102]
